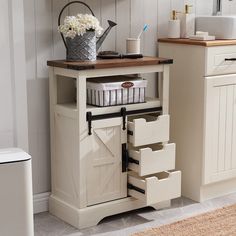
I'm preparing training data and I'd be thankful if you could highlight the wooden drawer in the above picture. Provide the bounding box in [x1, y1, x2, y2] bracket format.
[127, 114, 170, 147]
[206, 46, 236, 76]
[128, 143, 176, 176]
[128, 171, 181, 205]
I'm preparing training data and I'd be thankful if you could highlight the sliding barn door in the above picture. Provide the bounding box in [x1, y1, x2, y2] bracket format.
[86, 117, 127, 206]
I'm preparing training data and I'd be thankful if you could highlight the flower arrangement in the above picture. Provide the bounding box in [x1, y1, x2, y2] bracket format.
[59, 14, 103, 39]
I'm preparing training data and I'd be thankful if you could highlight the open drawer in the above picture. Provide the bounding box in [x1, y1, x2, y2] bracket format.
[128, 171, 181, 206]
[127, 114, 170, 147]
[128, 143, 176, 176]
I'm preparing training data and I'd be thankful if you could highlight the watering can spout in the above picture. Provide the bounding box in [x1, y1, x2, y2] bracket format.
[96, 20, 117, 51]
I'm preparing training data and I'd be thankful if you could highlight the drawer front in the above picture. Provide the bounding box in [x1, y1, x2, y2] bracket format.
[128, 114, 170, 147]
[207, 46, 236, 76]
[128, 171, 181, 206]
[128, 143, 176, 176]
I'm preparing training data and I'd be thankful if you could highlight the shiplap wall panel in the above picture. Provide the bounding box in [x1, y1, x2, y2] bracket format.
[33, 0, 53, 194]
[35, 0, 53, 79]
[52, 0, 68, 59]
[222, 0, 236, 15]
[24, 0, 215, 195]
[157, 0, 172, 38]
[143, 1, 158, 56]
[100, 0, 116, 51]
[130, 0, 144, 52]
[69, 0, 88, 16]
[84, 0, 102, 21]
[171, 0, 184, 11]
[116, 0, 130, 54]
[143, 0, 158, 97]
[23, 0, 36, 81]
[196, 0, 214, 15]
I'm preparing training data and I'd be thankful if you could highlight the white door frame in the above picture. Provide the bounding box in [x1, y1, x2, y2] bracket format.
[8, 0, 29, 151]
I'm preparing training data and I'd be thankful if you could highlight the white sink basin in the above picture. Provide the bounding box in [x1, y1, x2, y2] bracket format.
[196, 16, 236, 39]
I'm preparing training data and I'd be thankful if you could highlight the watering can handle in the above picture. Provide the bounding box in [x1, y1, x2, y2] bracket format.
[58, 1, 95, 50]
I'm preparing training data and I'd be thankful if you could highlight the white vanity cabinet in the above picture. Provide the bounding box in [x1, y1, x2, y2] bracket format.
[48, 57, 181, 229]
[159, 39, 236, 202]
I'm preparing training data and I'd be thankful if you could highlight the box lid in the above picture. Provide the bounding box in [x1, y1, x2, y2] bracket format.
[0, 148, 31, 164]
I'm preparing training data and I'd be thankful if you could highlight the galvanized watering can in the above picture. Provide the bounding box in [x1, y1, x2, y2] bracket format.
[58, 1, 117, 61]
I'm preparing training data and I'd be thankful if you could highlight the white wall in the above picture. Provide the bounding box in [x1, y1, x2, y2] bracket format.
[0, 0, 28, 150]
[222, 0, 236, 14]
[157, 0, 214, 37]
[24, 0, 216, 195]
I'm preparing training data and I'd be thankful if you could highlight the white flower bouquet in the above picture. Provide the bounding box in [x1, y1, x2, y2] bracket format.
[58, 14, 103, 39]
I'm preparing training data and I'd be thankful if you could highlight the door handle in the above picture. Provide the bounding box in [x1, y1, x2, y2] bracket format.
[122, 144, 129, 172]
[225, 58, 236, 61]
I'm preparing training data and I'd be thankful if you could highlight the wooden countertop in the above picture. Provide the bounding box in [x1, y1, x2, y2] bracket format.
[47, 56, 173, 70]
[158, 38, 236, 47]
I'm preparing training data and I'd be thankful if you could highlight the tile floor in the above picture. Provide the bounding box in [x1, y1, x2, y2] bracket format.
[34, 192, 236, 236]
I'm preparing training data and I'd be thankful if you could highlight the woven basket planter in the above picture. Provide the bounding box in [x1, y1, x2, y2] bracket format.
[66, 31, 96, 61]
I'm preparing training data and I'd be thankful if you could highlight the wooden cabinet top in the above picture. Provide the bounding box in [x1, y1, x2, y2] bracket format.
[47, 56, 173, 71]
[158, 38, 236, 47]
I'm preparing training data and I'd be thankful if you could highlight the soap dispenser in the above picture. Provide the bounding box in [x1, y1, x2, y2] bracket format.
[180, 5, 195, 38]
[168, 10, 181, 39]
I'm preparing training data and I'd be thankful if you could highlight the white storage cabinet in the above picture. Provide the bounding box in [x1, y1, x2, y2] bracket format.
[48, 57, 181, 229]
[159, 40, 236, 202]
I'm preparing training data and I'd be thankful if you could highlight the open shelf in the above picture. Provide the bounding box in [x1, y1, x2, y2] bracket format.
[56, 97, 161, 116]
[86, 97, 161, 115]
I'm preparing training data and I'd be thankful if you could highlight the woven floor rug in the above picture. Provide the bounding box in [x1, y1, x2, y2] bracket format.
[132, 204, 236, 236]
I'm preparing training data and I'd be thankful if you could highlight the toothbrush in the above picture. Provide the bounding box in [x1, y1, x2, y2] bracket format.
[137, 24, 148, 39]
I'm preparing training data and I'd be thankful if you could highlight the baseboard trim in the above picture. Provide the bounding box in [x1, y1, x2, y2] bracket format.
[33, 192, 50, 214]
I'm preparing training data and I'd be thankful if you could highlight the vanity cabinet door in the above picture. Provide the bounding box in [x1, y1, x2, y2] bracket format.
[204, 74, 236, 184]
[86, 117, 127, 206]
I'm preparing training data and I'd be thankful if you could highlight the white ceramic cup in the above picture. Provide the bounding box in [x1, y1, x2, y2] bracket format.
[126, 38, 141, 54]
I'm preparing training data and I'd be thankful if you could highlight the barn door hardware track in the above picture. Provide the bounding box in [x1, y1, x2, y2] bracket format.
[86, 106, 162, 135]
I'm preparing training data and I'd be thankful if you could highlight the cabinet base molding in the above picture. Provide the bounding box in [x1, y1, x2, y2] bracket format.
[182, 178, 236, 203]
[200, 178, 236, 202]
[49, 195, 170, 229]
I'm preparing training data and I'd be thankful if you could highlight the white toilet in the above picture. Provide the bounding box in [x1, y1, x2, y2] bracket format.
[0, 148, 34, 236]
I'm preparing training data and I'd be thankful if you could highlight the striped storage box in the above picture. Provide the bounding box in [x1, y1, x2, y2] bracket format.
[87, 76, 147, 107]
